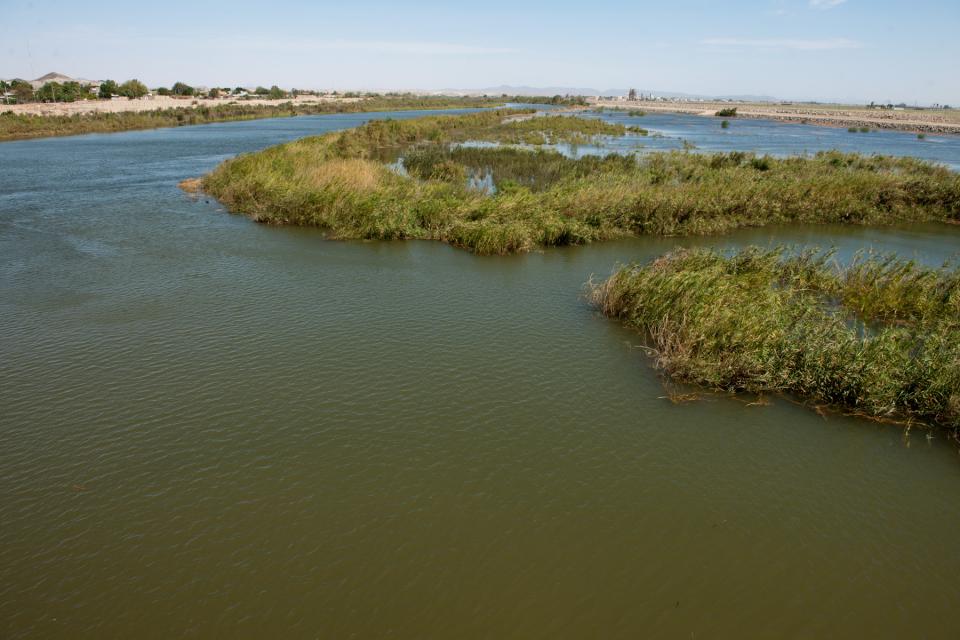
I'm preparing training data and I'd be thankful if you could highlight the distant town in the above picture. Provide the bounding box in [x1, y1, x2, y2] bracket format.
[1, 72, 953, 111]
[0, 72, 368, 104]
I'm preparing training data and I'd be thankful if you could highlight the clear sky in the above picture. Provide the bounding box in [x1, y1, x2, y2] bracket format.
[3, 0, 958, 104]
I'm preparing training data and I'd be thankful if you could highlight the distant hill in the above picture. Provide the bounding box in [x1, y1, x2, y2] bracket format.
[34, 72, 76, 83]
[451, 85, 781, 102]
[0, 72, 101, 89]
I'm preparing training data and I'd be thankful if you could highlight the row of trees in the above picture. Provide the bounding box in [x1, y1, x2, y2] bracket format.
[1, 78, 150, 103]
[152, 83, 288, 99]
[4, 79, 317, 104]
[98, 80, 149, 99]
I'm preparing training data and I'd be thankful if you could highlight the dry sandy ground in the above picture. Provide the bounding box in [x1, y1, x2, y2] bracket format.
[593, 99, 960, 135]
[2, 95, 361, 117]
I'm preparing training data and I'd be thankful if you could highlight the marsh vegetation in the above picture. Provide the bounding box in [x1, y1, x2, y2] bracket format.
[202, 109, 960, 254]
[591, 247, 960, 432]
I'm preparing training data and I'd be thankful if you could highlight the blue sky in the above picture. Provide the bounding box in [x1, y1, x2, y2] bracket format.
[3, 0, 958, 104]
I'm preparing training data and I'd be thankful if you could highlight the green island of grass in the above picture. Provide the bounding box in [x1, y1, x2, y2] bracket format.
[590, 247, 960, 432]
[201, 109, 960, 254]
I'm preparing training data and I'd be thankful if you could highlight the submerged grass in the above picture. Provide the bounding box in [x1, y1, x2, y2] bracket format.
[202, 109, 960, 254]
[590, 247, 960, 432]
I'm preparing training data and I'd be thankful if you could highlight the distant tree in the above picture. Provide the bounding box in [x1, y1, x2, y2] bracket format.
[268, 85, 286, 99]
[254, 86, 270, 95]
[118, 79, 149, 99]
[172, 82, 195, 96]
[156, 87, 171, 96]
[98, 79, 119, 99]
[36, 82, 73, 102]
[233, 87, 245, 94]
[628, 88, 637, 101]
[10, 79, 34, 102]
[35, 82, 56, 102]
[61, 81, 83, 101]
[208, 87, 221, 98]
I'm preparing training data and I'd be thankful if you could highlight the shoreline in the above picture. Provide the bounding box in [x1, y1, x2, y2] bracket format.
[0, 96, 516, 142]
[0, 94, 363, 117]
[593, 99, 960, 135]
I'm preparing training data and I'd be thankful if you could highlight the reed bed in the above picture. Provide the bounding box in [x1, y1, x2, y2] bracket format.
[589, 247, 960, 432]
[490, 114, 639, 144]
[403, 146, 638, 192]
[201, 110, 960, 255]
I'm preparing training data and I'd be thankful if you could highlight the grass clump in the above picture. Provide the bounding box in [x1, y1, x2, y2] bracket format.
[721, 120, 730, 129]
[491, 114, 637, 145]
[201, 110, 960, 255]
[590, 247, 960, 432]
[716, 107, 738, 117]
[403, 145, 638, 192]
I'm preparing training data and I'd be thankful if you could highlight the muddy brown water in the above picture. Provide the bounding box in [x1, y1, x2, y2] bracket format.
[2, 109, 960, 638]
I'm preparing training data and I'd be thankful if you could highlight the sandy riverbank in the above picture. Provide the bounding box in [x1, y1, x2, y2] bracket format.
[592, 99, 960, 135]
[1, 94, 362, 117]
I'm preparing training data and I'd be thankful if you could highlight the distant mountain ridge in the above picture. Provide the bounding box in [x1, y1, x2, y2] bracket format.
[451, 85, 781, 102]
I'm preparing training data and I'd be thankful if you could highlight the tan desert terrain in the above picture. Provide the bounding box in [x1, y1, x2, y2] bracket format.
[1, 94, 361, 117]
[593, 99, 960, 135]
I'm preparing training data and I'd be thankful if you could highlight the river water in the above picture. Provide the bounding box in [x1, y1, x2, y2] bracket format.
[2, 108, 960, 638]
[586, 109, 960, 170]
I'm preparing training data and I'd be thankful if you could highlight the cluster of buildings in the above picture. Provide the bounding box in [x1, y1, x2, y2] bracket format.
[596, 93, 739, 103]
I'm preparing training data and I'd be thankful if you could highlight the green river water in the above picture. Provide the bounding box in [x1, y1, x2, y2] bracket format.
[2, 109, 959, 638]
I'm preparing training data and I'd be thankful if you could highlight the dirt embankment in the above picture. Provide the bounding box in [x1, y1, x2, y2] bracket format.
[1, 95, 362, 117]
[593, 99, 960, 135]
